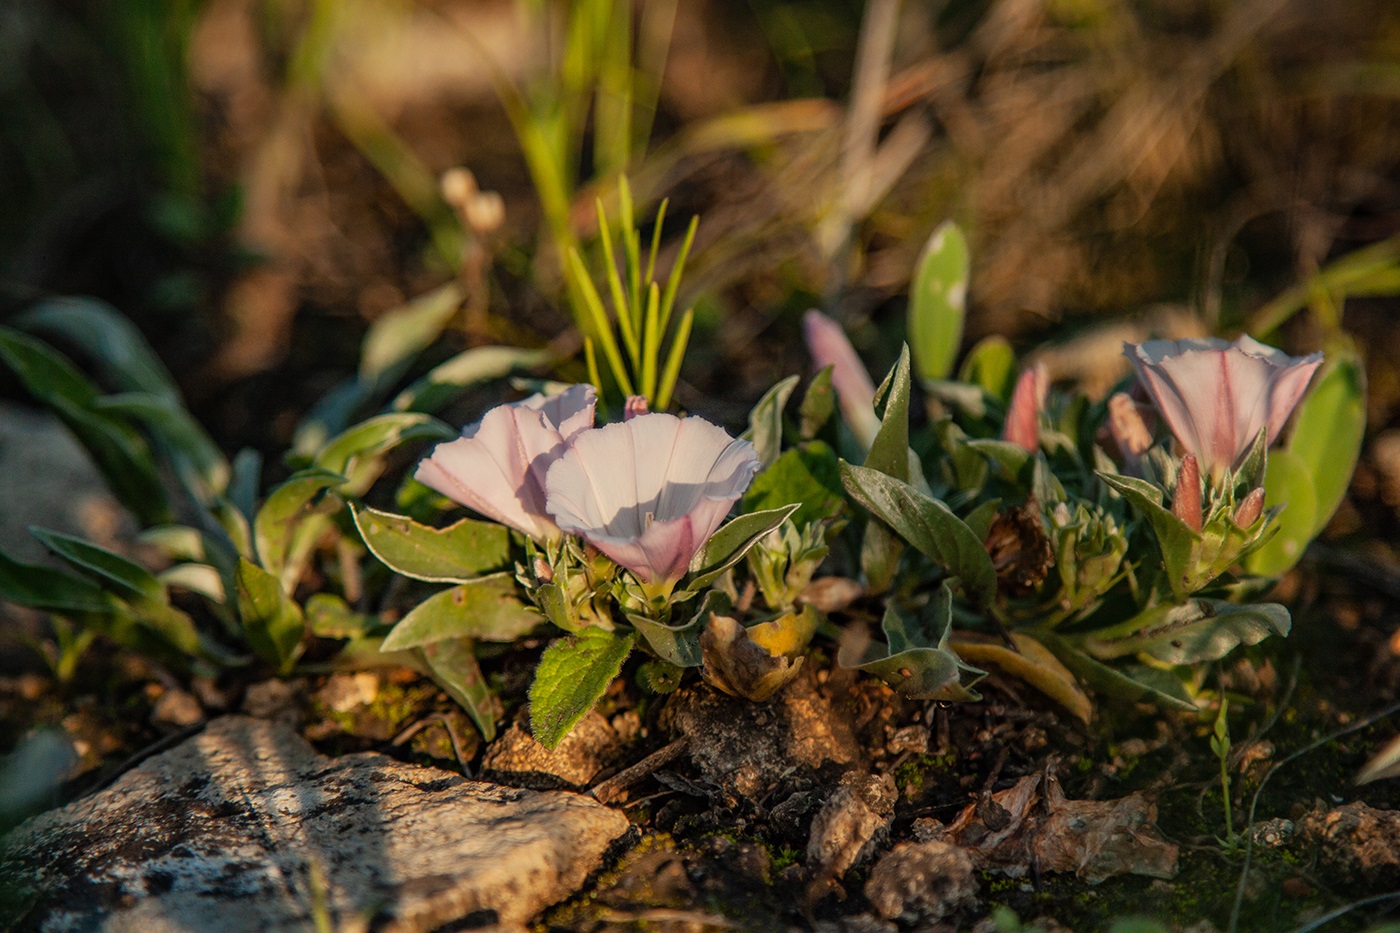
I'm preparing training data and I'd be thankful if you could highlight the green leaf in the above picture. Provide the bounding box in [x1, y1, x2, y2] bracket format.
[839, 463, 998, 605]
[742, 442, 845, 529]
[742, 375, 799, 467]
[908, 220, 969, 382]
[392, 345, 551, 414]
[29, 528, 165, 604]
[1243, 450, 1317, 577]
[529, 628, 634, 750]
[1098, 471, 1199, 595]
[1036, 633, 1197, 712]
[629, 589, 729, 668]
[352, 504, 511, 583]
[0, 328, 171, 525]
[0, 326, 98, 406]
[1083, 599, 1291, 665]
[94, 392, 230, 499]
[360, 282, 463, 382]
[957, 336, 1017, 401]
[16, 298, 181, 403]
[0, 547, 117, 613]
[797, 366, 835, 439]
[685, 504, 801, 592]
[381, 575, 540, 651]
[421, 638, 499, 742]
[864, 345, 913, 482]
[313, 413, 455, 490]
[234, 558, 305, 674]
[846, 586, 983, 700]
[1288, 352, 1365, 538]
[254, 470, 347, 582]
[305, 593, 388, 639]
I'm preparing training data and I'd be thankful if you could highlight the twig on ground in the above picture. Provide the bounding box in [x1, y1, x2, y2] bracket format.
[588, 737, 690, 805]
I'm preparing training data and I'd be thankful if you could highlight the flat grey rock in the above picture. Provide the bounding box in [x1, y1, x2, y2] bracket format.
[2, 716, 630, 932]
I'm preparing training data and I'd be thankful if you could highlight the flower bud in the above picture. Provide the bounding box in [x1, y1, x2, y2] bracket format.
[1172, 454, 1203, 532]
[1233, 486, 1266, 528]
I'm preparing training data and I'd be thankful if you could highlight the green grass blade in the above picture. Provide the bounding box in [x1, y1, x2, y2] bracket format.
[660, 215, 698, 335]
[567, 250, 635, 395]
[595, 203, 639, 367]
[656, 307, 693, 411]
[642, 282, 662, 401]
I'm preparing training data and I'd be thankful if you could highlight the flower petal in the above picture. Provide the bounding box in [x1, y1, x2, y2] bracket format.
[545, 413, 761, 584]
[803, 310, 881, 450]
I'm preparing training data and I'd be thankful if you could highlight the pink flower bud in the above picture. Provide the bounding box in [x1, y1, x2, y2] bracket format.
[1233, 487, 1265, 528]
[1172, 454, 1203, 532]
[1002, 364, 1048, 452]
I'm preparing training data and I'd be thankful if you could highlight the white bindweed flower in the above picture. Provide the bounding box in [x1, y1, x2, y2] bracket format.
[415, 384, 597, 541]
[544, 413, 761, 587]
[802, 310, 881, 451]
[1125, 336, 1322, 479]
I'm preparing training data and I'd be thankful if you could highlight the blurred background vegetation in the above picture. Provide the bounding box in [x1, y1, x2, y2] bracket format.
[3, 0, 1399, 463]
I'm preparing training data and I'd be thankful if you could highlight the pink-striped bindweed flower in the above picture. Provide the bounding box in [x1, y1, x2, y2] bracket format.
[415, 384, 597, 541]
[802, 310, 881, 450]
[1125, 336, 1323, 479]
[544, 413, 761, 589]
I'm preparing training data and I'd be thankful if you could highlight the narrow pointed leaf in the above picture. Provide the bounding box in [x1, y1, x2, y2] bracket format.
[798, 366, 835, 439]
[17, 298, 180, 403]
[29, 528, 165, 604]
[840, 463, 997, 605]
[1036, 633, 1197, 712]
[381, 575, 540, 651]
[314, 413, 454, 488]
[392, 345, 550, 414]
[529, 628, 634, 750]
[94, 392, 230, 499]
[359, 282, 462, 381]
[864, 345, 912, 481]
[0, 548, 117, 613]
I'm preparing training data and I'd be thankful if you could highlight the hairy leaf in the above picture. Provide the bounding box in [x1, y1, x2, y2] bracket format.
[529, 628, 634, 750]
